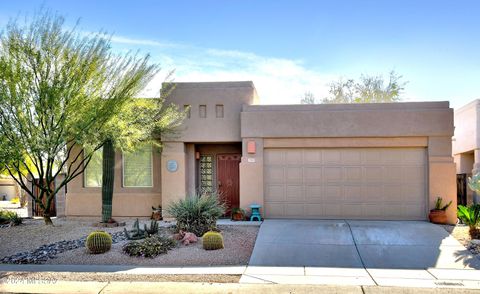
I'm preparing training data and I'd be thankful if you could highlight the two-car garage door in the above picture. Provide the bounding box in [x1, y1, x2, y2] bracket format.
[264, 148, 427, 220]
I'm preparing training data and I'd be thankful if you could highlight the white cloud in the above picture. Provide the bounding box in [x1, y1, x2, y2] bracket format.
[110, 35, 339, 104]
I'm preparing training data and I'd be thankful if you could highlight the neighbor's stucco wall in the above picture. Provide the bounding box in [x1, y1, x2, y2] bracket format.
[66, 145, 162, 217]
[239, 102, 457, 224]
[0, 178, 18, 201]
[163, 81, 257, 142]
[453, 99, 479, 156]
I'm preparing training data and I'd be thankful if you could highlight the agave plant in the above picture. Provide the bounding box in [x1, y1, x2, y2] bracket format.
[457, 204, 480, 239]
[468, 173, 480, 193]
[167, 191, 226, 236]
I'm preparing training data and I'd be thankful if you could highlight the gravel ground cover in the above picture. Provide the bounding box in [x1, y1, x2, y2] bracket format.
[0, 218, 259, 266]
[0, 218, 133, 259]
[46, 225, 258, 266]
[0, 271, 240, 283]
[442, 224, 480, 255]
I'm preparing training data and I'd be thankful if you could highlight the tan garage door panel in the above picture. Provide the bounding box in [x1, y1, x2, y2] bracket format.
[264, 148, 427, 220]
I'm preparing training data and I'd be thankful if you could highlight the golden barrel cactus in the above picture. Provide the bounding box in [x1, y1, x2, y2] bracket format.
[86, 231, 112, 254]
[202, 231, 224, 250]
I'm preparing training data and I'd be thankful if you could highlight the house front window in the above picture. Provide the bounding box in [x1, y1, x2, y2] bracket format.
[123, 145, 153, 187]
[84, 148, 103, 187]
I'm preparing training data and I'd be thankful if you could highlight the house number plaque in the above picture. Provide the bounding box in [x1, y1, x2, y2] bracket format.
[167, 160, 178, 172]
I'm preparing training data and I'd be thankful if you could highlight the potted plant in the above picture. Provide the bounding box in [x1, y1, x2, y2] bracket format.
[151, 205, 163, 221]
[457, 204, 480, 239]
[428, 197, 452, 224]
[231, 207, 245, 221]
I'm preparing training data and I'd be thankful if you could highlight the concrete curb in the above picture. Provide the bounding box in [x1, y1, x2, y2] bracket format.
[0, 264, 247, 275]
[2, 281, 480, 294]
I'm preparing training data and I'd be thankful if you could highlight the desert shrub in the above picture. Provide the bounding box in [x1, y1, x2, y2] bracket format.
[458, 204, 480, 239]
[0, 210, 22, 226]
[166, 192, 226, 236]
[123, 235, 176, 258]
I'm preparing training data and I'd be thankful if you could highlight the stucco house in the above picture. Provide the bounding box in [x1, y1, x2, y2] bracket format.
[453, 99, 480, 205]
[64, 81, 457, 223]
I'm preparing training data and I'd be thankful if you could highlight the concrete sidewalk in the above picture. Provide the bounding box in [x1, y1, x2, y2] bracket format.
[240, 266, 480, 289]
[1, 264, 480, 289]
[2, 281, 480, 294]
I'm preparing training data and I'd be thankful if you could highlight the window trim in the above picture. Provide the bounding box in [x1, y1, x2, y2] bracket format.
[199, 104, 207, 118]
[216, 104, 224, 118]
[184, 104, 191, 118]
[84, 148, 103, 188]
[122, 146, 154, 188]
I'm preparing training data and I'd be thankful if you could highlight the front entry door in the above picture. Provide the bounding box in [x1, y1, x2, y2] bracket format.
[217, 154, 241, 214]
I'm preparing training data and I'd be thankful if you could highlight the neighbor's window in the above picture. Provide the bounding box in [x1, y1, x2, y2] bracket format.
[216, 104, 224, 118]
[184, 105, 191, 118]
[123, 145, 153, 187]
[84, 149, 103, 187]
[199, 105, 207, 118]
[199, 155, 213, 193]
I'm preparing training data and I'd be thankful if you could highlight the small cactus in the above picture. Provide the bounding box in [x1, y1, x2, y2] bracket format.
[202, 231, 224, 250]
[144, 220, 159, 236]
[124, 218, 147, 240]
[86, 231, 112, 254]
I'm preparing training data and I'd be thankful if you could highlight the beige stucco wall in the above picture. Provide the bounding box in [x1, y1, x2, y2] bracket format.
[66, 145, 162, 217]
[453, 99, 479, 156]
[163, 81, 258, 143]
[239, 102, 457, 224]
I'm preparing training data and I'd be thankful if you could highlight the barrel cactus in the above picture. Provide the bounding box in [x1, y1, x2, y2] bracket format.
[86, 231, 112, 254]
[202, 231, 224, 250]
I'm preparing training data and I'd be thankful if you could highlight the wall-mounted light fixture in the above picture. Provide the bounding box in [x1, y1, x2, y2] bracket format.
[195, 152, 200, 160]
[247, 140, 256, 154]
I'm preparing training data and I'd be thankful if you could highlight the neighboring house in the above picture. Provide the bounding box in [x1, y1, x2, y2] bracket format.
[0, 176, 18, 201]
[65, 81, 457, 224]
[453, 99, 480, 205]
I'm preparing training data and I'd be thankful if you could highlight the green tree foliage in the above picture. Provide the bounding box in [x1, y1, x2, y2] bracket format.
[98, 86, 185, 223]
[322, 71, 406, 104]
[300, 91, 316, 104]
[0, 11, 159, 225]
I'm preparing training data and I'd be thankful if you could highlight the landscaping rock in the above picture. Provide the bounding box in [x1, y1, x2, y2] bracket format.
[0, 231, 126, 264]
[468, 240, 480, 255]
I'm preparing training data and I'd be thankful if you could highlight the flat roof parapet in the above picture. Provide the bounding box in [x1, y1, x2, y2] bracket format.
[242, 101, 451, 112]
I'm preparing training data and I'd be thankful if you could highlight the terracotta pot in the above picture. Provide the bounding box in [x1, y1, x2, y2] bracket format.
[232, 213, 244, 221]
[151, 211, 163, 221]
[429, 209, 447, 224]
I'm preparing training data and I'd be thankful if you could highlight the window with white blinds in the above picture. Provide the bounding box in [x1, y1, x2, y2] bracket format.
[84, 149, 103, 187]
[123, 146, 153, 187]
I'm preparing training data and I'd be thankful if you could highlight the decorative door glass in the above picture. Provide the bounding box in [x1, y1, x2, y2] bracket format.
[200, 155, 213, 192]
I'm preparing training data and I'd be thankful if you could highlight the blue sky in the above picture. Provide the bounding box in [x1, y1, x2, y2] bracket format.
[1, 0, 479, 108]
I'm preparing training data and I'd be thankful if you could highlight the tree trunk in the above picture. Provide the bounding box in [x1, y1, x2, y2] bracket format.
[469, 226, 480, 239]
[43, 214, 54, 225]
[102, 139, 115, 223]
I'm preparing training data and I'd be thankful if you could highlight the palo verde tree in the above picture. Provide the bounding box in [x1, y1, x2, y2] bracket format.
[300, 71, 407, 104]
[322, 71, 407, 104]
[0, 11, 158, 225]
[97, 79, 185, 223]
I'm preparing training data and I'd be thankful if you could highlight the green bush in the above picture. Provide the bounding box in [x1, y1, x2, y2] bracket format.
[86, 231, 112, 254]
[166, 192, 226, 236]
[123, 235, 176, 258]
[458, 204, 480, 238]
[0, 210, 22, 226]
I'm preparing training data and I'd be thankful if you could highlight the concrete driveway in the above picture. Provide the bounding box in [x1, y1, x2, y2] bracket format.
[248, 220, 480, 269]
